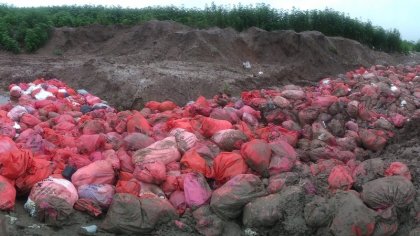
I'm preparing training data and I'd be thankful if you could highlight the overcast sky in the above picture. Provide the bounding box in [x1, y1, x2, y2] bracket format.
[1, 0, 419, 41]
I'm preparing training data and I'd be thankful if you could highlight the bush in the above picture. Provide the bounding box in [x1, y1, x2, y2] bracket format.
[414, 40, 420, 52]
[0, 4, 416, 53]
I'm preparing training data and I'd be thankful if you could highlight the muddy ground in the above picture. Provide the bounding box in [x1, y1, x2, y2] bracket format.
[1, 20, 420, 236]
[1, 20, 412, 110]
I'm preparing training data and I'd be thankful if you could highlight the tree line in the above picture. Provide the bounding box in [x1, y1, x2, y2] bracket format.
[0, 3, 419, 54]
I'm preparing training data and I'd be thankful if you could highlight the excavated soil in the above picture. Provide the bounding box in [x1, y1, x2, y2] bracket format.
[1, 20, 420, 236]
[0, 20, 411, 110]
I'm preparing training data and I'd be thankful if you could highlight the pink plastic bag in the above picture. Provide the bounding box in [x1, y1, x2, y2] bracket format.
[183, 172, 212, 209]
[71, 160, 115, 188]
[133, 136, 181, 165]
[26, 177, 79, 215]
[169, 190, 187, 215]
[133, 161, 166, 184]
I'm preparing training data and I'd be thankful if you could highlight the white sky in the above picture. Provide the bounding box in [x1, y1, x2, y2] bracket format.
[1, 0, 419, 41]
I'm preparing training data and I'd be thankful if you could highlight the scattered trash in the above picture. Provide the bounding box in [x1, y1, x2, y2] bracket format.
[79, 224, 98, 235]
[242, 61, 251, 69]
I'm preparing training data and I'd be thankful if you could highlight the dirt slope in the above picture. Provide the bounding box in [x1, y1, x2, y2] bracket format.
[0, 20, 408, 110]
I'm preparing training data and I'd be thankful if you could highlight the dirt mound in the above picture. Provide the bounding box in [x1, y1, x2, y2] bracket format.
[41, 20, 389, 66]
[0, 20, 411, 110]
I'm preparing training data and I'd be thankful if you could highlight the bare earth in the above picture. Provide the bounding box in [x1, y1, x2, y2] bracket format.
[0, 20, 420, 236]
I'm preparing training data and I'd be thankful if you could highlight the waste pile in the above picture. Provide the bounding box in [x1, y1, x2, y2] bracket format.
[0, 64, 420, 235]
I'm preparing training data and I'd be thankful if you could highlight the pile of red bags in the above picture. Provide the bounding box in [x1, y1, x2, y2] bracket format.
[0, 64, 419, 234]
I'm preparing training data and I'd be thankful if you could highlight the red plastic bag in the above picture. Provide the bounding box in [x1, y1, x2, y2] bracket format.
[116, 180, 141, 196]
[183, 172, 212, 209]
[0, 175, 16, 210]
[167, 118, 194, 133]
[241, 139, 272, 177]
[358, 104, 378, 121]
[68, 153, 92, 169]
[82, 119, 107, 134]
[102, 149, 121, 170]
[77, 134, 106, 154]
[311, 95, 338, 107]
[389, 114, 406, 128]
[133, 161, 166, 184]
[180, 149, 213, 178]
[0, 136, 19, 153]
[74, 198, 103, 217]
[158, 101, 178, 112]
[126, 112, 151, 134]
[0, 149, 33, 180]
[310, 159, 344, 176]
[384, 162, 412, 180]
[201, 117, 233, 138]
[257, 125, 299, 146]
[328, 165, 354, 191]
[161, 171, 181, 195]
[117, 148, 134, 173]
[15, 158, 54, 193]
[359, 129, 387, 152]
[21, 113, 42, 127]
[71, 160, 115, 188]
[0, 121, 16, 139]
[210, 108, 240, 124]
[213, 152, 248, 184]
